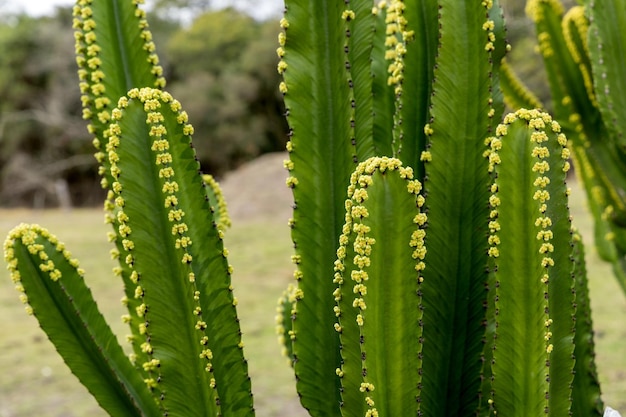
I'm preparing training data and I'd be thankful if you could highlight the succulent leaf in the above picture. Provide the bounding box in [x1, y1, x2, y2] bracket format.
[3, 224, 160, 417]
[488, 109, 575, 416]
[334, 156, 426, 417]
[105, 87, 253, 416]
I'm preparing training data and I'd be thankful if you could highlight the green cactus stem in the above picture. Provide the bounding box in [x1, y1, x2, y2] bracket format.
[279, 0, 359, 413]
[520, 0, 626, 293]
[571, 230, 604, 416]
[333, 156, 426, 417]
[202, 174, 232, 233]
[499, 59, 544, 111]
[487, 109, 576, 415]
[417, 1, 506, 414]
[103, 87, 253, 416]
[3, 224, 161, 417]
[586, 0, 626, 149]
[73, 0, 165, 191]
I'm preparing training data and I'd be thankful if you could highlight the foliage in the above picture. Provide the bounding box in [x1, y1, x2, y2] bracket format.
[166, 10, 287, 174]
[1, 0, 615, 417]
[0, 10, 95, 207]
[505, 0, 626, 295]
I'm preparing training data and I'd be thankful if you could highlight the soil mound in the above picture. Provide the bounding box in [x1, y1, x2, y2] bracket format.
[220, 152, 293, 222]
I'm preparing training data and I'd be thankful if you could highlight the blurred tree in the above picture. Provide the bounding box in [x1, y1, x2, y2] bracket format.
[0, 9, 96, 208]
[165, 8, 287, 175]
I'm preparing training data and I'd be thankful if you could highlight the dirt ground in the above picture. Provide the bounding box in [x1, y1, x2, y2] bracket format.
[220, 152, 293, 223]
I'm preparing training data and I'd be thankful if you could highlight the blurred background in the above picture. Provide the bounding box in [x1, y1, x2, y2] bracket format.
[0, 0, 575, 209]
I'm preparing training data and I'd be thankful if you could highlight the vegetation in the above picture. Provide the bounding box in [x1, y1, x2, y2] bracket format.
[0, 0, 624, 417]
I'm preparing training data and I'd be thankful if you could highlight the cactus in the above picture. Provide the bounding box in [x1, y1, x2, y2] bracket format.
[6, 1, 253, 416]
[2, 0, 613, 416]
[505, 0, 626, 294]
[276, 0, 605, 415]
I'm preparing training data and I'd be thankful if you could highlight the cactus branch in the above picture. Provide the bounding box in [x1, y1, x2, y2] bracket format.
[105, 87, 253, 416]
[3, 225, 160, 417]
[488, 109, 575, 415]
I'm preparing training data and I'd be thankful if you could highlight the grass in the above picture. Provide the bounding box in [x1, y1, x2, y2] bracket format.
[0, 179, 625, 416]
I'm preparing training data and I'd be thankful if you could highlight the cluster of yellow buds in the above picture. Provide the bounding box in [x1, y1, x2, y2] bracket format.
[4, 225, 83, 316]
[380, 0, 413, 94]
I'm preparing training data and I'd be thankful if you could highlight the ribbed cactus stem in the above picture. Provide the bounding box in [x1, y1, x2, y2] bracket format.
[73, 0, 165, 190]
[202, 174, 232, 233]
[102, 86, 253, 416]
[488, 108, 575, 416]
[500, 59, 544, 110]
[5, 225, 82, 314]
[107, 88, 220, 412]
[587, 0, 626, 148]
[341, 2, 358, 160]
[334, 156, 426, 417]
[4, 224, 161, 417]
[382, 0, 412, 154]
[562, 6, 596, 106]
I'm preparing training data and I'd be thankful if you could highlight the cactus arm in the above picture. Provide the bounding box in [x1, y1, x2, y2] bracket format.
[586, 0, 626, 148]
[500, 59, 544, 111]
[73, 0, 165, 185]
[370, 5, 397, 159]
[527, 0, 626, 258]
[571, 146, 619, 262]
[395, 0, 438, 174]
[570, 231, 604, 416]
[275, 284, 297, 365]
[562, 6, 597, 107]
[74, 0, 167, 370]
[526, 1, 596, 127]
[3, 225, 161, 417]
[334, 157, 425, 416]
[201, 174, 232, 232]
[280, 1, 356, 414]
[346, 0, 377, 161]
[106, 88, 253, 416]
[488, 110, 575, 415]
[418, 1, 503, 414]
[525, 1, 595, 141]
[529, 0, 626, 291]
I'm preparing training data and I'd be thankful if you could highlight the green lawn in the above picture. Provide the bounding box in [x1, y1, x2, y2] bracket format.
[0, 179, 624, 416]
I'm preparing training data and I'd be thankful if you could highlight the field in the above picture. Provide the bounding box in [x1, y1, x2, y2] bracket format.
[1, 153, 625, 416]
